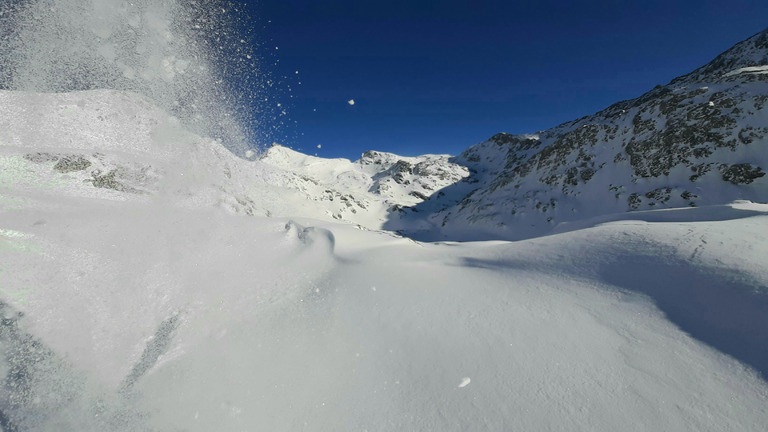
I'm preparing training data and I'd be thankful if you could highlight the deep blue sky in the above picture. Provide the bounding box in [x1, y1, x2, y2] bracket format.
[249, 0, 768, 159]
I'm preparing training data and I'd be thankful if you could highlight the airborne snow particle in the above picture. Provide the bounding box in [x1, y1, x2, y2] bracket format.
[317, 144, 322, 149]
[245, 150, 255, 158]
[458, 377, 471, 388]
[347, 99, 355, 106]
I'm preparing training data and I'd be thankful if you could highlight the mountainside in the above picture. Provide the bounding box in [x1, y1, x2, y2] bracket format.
[259, 145, 468, 227]
[4, 30, 766, 243]
[386, 28, 768, 240]
[0, 90, 468, 233]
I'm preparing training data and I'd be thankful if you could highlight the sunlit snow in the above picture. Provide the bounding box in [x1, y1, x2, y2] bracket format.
[0, 1, 766, 432]
[1, 85, 767, 432]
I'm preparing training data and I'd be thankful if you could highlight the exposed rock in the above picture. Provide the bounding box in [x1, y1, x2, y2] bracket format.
[719, 163, 766, 184]
[53, 155, 91, 173]
[23, 152, 60, 163]
[89, 169, 141, 194]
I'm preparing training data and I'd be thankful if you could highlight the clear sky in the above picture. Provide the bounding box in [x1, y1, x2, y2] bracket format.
[248, 0, 768, 160]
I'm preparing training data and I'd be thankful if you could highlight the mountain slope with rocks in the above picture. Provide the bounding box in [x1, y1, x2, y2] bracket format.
[386, 28, 768, 240]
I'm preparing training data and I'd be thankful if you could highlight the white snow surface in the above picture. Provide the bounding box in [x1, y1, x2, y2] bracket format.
[1, 90, 768, 431]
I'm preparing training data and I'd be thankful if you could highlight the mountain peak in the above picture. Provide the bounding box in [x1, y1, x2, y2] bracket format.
[672, 27, 768, 85]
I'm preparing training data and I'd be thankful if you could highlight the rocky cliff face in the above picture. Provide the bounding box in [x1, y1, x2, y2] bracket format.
[387, 28, 768, 240]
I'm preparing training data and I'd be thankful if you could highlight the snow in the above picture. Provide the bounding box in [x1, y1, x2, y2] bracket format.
[724, 65, 768, 76]
[256, 143, 468, 229]
[0, 89, 767, 431]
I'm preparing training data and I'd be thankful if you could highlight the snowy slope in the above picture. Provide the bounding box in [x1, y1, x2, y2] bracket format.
[1, 87, 768, 431]
[387, 28, 768, 240]
[259, 145, 468, 227]
[1, 23, 768, 432]
[2, 189, 768, 430]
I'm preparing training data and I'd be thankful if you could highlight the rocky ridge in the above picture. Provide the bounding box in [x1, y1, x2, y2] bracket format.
[386, 28, 768, 240]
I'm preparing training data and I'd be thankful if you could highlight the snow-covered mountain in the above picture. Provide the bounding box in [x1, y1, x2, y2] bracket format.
[259, 145, 468, 227]
[12, 27, 764, 243]
[389, 28, 768, 240]
[0, 89, 468, 232]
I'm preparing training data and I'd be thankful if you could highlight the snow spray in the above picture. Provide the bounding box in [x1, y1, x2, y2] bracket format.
[0, 0, 269, 156]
